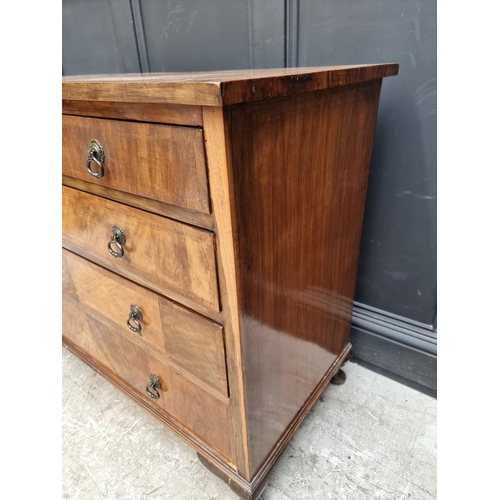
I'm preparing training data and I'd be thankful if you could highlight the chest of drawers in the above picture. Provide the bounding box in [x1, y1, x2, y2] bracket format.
[62, 64, 398, 499]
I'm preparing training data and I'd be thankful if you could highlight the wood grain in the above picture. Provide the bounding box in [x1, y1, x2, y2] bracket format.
[61, 66, 398, 495]
[62, 187, 220, 311]
[62, 115, 211, 214]
[63, 249, 228, 397]
[196, 343, 351, 498]
[62, 100, 202, 126]
[63, 298, 233, 461]
[202, 107, 251, 479]
[62, 64, 398, 106]
[62, 176, 214, 230]
[64, 339, 237, 472]
[228, 81, 383, 474]
[247, 344, 352, 489]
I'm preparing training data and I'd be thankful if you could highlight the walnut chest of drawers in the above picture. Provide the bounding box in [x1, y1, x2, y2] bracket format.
[62, 64, 398, 499]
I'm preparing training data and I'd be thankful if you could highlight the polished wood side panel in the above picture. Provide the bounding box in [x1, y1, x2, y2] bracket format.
[194, 344, 351, 499]
[196, 343, 351, 499]
[62, 64, 398, 106]
[62, 176, 214, 231]
[202, 107, 251, 479]
[62, 115, 210, 214]
[62, 100, 202, 126]
[228, 81, 383, 474]
[62, 187, 220, 311]
[247, 344, 352, 490]
[63, 249, 228, 397]
[62, 298, 233, 461]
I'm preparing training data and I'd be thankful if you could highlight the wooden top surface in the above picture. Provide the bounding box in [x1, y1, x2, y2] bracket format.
[62, 64, 399, 107]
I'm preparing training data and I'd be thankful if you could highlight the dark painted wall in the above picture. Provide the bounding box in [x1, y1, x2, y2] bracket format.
[295, 0, 437, 326]
[140, 0, 285, 71]
[62, 0, 141, 75]
[62, 0, 437, 391]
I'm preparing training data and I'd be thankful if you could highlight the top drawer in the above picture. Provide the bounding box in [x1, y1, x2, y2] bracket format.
[62, 115, 211, 215]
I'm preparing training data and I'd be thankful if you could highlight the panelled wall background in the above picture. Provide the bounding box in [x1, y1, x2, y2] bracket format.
[63, 0, 437, 394]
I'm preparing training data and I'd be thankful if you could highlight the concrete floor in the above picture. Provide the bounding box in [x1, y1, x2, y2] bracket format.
[62, 347, 437, 500]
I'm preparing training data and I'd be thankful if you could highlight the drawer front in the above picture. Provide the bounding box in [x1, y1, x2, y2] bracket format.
[63, 249, 228, 397]
[62, 115, 210, 215]
[62, 187, 220, 311]
[62, 298, 233, 461]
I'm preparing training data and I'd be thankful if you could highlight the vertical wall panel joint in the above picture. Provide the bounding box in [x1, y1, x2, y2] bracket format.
[130, 0, 150, 73]
[285, 0, 299, 67]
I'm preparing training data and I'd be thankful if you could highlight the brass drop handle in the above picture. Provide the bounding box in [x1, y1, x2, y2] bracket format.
[86, 139, 105, 178]
[127, 304, 143, 335]
[146, 374, 161, 399]
[107, 225, 126, 258]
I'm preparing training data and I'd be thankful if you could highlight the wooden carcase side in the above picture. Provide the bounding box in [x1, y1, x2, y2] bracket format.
[221, 79, 383, 483]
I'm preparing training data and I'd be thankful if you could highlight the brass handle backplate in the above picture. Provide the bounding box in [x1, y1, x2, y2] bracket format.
[86, 139, 105, 179]
[127, 304, 143, 335]
[146, 374, 161, 399]
[107, 225, 126, 258]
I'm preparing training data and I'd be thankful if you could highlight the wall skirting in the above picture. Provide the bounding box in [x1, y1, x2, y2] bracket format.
[350, 302, 437, 396]
[352, 302, 436, 354]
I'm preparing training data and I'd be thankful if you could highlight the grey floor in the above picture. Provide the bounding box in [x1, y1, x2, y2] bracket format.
[62, 347, 436, 500]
